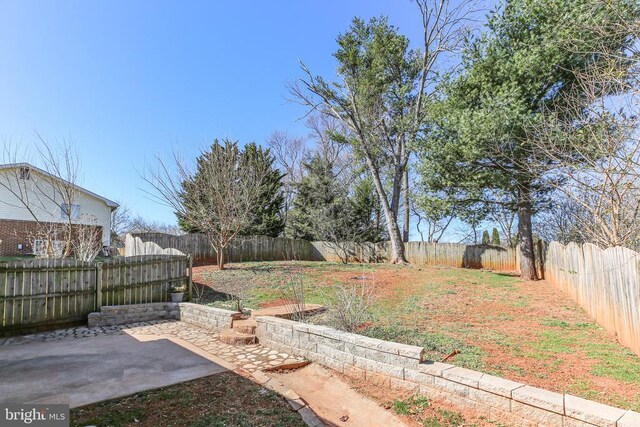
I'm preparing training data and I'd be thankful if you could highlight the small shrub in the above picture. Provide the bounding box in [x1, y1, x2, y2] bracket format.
[323, 275, 376, 332]
[280, 275, 308, 322]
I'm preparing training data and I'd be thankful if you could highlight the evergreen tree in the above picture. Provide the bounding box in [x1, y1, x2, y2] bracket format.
[347, 176, 385, 243]
[286, 155, 385, 243]
[418, 0, 638, 279]
[482, 230, 491, 245]
[178, 142, 284, 238]
[286, 154, 346, 241]
[238, 143, 285, 237]
[491, 228, 501, 245]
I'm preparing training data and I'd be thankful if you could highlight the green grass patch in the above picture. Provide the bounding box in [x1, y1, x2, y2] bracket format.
[362, 324, 485, 370]
[392, 395, 430, 416]
[527, 330, 577, 357]
[582, 342, 640, 383]
[423, 409, 468, 427]
[540, 318, 570, 328]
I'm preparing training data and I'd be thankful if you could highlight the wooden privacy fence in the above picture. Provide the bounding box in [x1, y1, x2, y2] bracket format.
[126, 233, 315, 264]
[542, 241, 640, 356]
[0, 254, 189, 336]
[127, 233, 520, 271]
[310, 240, 519, 271]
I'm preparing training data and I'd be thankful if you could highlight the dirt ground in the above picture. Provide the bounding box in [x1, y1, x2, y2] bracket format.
[70, 372, 306, 427]
[337, 371, 495, 427]
[270, 364, 410, 427]
[193, 261, 640, 411]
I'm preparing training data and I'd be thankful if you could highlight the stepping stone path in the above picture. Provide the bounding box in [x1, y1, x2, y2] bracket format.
[0, 319, 305, 374]
[128, 320, 307, 374]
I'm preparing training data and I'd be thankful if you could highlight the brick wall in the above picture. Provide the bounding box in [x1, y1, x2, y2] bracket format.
[255, 316, 640, 427]
[0, 219, 103, 256]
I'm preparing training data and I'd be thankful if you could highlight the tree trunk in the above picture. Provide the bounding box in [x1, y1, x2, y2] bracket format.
[362, 154, 408, 264]
[389, 164, 403, 224]
[217, 247, 225, 270]
[402, 168, 409, 242]
[517, 186, 538, 280]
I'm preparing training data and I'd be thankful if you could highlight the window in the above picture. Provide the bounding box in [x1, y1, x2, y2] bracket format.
[33, 239, 64, 258]
[61, 203, 81, 220]
[19, 167, 30, 180]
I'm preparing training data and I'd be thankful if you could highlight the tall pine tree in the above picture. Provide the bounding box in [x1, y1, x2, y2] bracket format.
[418, 0, 638, 279]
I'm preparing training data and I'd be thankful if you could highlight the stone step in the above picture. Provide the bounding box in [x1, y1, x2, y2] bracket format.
[232, 319, 257, 334]
[219, 329, 256, 345]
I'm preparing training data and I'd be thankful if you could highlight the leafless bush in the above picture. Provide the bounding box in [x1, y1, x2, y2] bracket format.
[213, 274, 253, 313]
[73, 215, 103, 262]
[323, 275, 376, 333]
[279, 275, 308, 322]
[190, 282, 207, 303]
[30, 222, 65, 258]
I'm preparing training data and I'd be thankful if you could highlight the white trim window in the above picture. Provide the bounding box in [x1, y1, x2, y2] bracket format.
[61, 203, 81, 220]
[33, 239, 64, 258]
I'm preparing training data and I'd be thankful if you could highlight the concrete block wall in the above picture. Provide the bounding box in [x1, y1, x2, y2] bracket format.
[87, 302, 236, 329]
[255, 316, 640, 427]
[88, 302, 179, 327]
[177, 303, 236, 329]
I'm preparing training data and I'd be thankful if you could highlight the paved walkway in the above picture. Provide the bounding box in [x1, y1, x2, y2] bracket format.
[125, 320, 307, 373]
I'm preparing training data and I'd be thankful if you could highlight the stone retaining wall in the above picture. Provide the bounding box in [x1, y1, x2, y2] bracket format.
[87, 303, 236, 329]
[254, 316, 640, 427]
[177, 303, 236, 329]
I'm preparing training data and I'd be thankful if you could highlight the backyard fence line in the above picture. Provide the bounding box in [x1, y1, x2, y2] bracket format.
[541, 241, 640, 356]
[127, 233, 519, 271]
[0, 254, 190, 336]
[125, 233, 315, 264]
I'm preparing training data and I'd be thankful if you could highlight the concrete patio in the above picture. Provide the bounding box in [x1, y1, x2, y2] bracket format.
[0, 328, 227, 408]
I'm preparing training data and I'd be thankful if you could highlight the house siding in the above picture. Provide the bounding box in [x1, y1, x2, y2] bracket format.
[0, 168, 113, 246]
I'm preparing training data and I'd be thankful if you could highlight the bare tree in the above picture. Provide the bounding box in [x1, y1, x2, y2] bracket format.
[73, 214, 103, 262]
[529, 37, 640, 248]
[289, 0, 475, 264]
[267, 131, 307, 228]
[143, 140, 278, 270]
[127, 215, 182, 235]
[310, 206, 363, 264]
[35, 137, 81, 257]
[488, 196, 518, 248]
[305, 113, 353, 179]
[110, 201, 132, 246]
[534, 198, 586, 245]
[411, 193, 456, 243]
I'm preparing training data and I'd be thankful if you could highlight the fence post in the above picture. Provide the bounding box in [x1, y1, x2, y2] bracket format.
[96, 262, 103, 311]
[188, 255, 193, 302]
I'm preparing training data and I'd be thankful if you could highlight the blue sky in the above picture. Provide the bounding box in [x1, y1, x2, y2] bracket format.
[0, 1, 489, 239]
